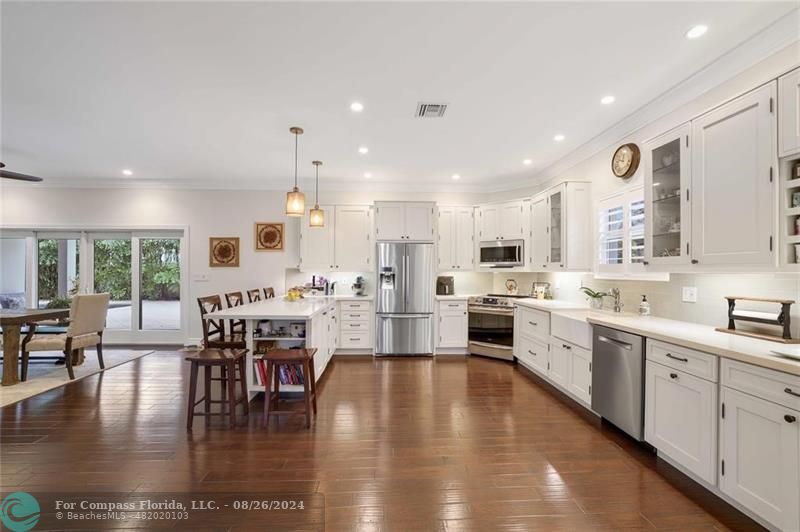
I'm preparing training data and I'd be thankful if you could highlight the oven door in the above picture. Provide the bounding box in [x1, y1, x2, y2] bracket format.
[479, 240, 524, 268]
[468, 307, 514, 347]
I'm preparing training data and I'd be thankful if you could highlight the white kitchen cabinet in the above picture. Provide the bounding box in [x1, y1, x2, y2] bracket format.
[438, 207, 474, 271]
[645, 360, 717, 484]
[720, 386, 799, 531]
[643, 123, 692, 266]
[338, 300, 373, 351]
[334, 206, 372, 271]
[301, 205, 371, 272]
[690, 82, 776, 266]
[530, 182, 592, 271]
[778, 67, 800, 158]
[547, 340, 569, 388]
[299, 204, 335, 271]
[515, 333, 549, 376]
[478, 201, 524, 241]
[437, 300, 468, 349]
[566, 343, 592, 406]
[374, 201, 435, 242]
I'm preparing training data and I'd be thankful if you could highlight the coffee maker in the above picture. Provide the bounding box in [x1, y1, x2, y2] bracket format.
[436, 276, 455, 296]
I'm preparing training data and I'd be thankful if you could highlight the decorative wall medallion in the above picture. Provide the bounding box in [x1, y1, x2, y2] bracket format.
[209, 237, 240, 267]
[255, 223, 284, 251]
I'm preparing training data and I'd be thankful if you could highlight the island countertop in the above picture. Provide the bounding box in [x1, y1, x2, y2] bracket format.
[207, 296, 338, 320]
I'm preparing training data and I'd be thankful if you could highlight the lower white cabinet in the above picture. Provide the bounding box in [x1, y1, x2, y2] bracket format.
[515, 333, 549, 375]
[720, 386, 800, 531]
[437, 301, 468, 349]
[338, 300, 373, 351]
[645, 360, 718, 484]
[547, 341, 569, 388]
[566, 342, 592, 406]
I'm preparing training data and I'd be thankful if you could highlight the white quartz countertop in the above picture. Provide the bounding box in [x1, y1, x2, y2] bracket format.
[514, 298, 590, 311]
[575, 311, 800, 377]
[207, 296, 338, 320]
[304, 294, 374, 301]
[435, 294, 475, 301]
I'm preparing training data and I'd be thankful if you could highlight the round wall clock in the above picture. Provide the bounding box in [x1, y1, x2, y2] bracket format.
[611, 143, 641, 178]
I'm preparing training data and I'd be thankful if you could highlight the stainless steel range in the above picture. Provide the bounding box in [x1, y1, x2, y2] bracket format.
[468, 294, 524, 361]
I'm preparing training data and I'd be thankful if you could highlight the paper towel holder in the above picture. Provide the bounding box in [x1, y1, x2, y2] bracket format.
[715, 296, 799, 344]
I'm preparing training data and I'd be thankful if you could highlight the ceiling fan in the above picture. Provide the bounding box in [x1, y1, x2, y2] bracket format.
[0, 162, 43, 182]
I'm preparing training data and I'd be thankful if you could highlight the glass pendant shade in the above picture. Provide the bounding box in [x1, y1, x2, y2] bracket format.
[285, 187, 305, 216]
[309, 205, 325, 227]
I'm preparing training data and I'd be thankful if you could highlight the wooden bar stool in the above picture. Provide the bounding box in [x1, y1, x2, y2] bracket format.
[259, 348, 317, 429]
[185, 348, 249, 429]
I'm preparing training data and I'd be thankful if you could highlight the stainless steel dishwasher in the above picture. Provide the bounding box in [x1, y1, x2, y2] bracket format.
[591, 325, 645, 440]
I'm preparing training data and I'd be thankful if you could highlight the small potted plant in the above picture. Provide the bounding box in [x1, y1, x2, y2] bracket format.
[580, 286, 607, 310]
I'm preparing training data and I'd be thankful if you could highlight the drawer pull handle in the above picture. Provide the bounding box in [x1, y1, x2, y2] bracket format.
[528, 321, 538, 326]
[785, 388, 800, 398]
[349, 314, 361, 317]
[665, 353, 688, 363]
[448, 304, 460, 307]
[669, 373, 678, 379]
[786, 415, 797, 423]
[349, 337, 360, 341]
[527, 349, 536, 356]
[562, 343, 572, 350]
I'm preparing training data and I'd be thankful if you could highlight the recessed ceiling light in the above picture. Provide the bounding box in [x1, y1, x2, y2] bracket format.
[358, 146, 369, 154]
[350, 101, 364, 112]
[523, 159, 533, 166]
[363, 172, 372, 178]
[121, 169, 133, 176]
[553, 134, 565, 142]
[451, 174, 461, 180]
[686, 24, 708, 39]
[600, 95, 616, 105]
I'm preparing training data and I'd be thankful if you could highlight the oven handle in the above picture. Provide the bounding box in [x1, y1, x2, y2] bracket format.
[468, 307, 515, 317]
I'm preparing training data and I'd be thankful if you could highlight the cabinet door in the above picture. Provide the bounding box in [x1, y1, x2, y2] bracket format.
[720, 387, 800, 531]
[374, 202, 405, 241]
[548, 341, 569, 388]
[438, 311, 468, 348]
[312, 312, 329, 381]
[438, 208, 455, 270]
[335, 205, 371, 271]
[499, 201, 523, 240]
[691, 83, 776, 266]
[405, 203, 435, 241]
[531, 196, 548, 269]
[300, 205, 335, 271]
[548, 186, 565, 268]
[478, 205, 500, 241]
[567, 344, 592, 406]
[644, 124, 692, 265]
[454, 207, 474, 270]
[645, 361, 717, 484]
[779, 67, 800, 157]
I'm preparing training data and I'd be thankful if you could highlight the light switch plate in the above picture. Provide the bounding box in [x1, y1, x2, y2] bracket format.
[192, 273, 209, 282]
[682, 286, 697, 303]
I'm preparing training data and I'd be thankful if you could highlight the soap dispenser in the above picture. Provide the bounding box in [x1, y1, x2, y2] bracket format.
[639, 295, 651, 316]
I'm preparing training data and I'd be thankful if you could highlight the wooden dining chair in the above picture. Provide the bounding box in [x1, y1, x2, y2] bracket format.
[247, 289, 262, 303]
[263, 287, 275, 299]
[224, 291, 247, 337]
[197, 295, 245, 349]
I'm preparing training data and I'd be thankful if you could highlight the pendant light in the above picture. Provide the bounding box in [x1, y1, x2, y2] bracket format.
[309, 160, 325, 227]
[285, 126, 305, 216]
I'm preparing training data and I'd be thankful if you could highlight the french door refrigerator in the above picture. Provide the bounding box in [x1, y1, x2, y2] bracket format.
[375, 242, 434, 355]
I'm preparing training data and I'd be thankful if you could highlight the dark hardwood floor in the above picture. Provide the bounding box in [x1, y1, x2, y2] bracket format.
[0, 352, 763, 531]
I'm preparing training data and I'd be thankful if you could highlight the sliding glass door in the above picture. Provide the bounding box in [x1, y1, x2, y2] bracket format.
[138, 237, 181, 331]
[91, 235, 132, 330]
[36, 234, 81, 308]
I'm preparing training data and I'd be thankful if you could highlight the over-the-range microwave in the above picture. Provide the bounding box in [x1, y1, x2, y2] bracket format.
[479, 239, 524, 268]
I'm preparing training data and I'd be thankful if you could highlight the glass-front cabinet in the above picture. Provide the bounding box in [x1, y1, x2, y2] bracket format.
[643, 123, 692, 265]
[547, 184, 564, 268]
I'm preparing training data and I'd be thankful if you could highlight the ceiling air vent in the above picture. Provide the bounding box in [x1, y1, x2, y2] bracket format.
[416, 102, 447, 118]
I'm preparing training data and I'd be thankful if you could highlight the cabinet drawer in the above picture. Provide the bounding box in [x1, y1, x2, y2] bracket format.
[515, 334, 548, 375]
[722, 358, 800, 411]
[518, 306, 550, 341]
[647, 339, 718, 382]
[439, 300, 467, 313]
[341, 311, 370, 322]
[340, 301, 371, 311]
[340, 332, 371, 349]
[341, 321, 370, 332]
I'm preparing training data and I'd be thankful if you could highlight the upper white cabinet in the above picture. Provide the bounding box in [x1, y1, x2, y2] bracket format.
[300, 204, 371, 272]
[374, 201, 435, 242]
[531, 182, 592, 271]
[778, 67, 800, 157]
[643, 123, 691, 266]
[477, 201, 524, 241]
[690, 82, 776, 267]
[438, 206, 474, 271]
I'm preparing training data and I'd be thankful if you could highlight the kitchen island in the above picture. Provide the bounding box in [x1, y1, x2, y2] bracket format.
[207, 296, 344, 398]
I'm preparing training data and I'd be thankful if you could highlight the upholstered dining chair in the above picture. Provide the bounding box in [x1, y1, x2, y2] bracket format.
[247, 289, 262, 303]
[263, 287, 275, 299]
[21, 293, 111, 381]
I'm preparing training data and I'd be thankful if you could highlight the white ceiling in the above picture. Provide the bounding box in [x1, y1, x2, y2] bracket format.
[1, 1, 797, 191]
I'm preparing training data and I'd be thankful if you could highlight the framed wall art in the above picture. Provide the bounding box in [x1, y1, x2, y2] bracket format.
[255, 222, 284, 251]
[209, 237, 240, 267]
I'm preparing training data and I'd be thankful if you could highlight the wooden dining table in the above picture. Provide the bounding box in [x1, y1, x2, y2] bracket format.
[1, 308, 70, 386]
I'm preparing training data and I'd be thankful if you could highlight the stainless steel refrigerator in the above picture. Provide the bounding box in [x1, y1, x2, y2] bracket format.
[375, 242, 434, 356]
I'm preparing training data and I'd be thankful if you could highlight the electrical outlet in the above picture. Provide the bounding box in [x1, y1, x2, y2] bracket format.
[682, 286, 697, 303]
